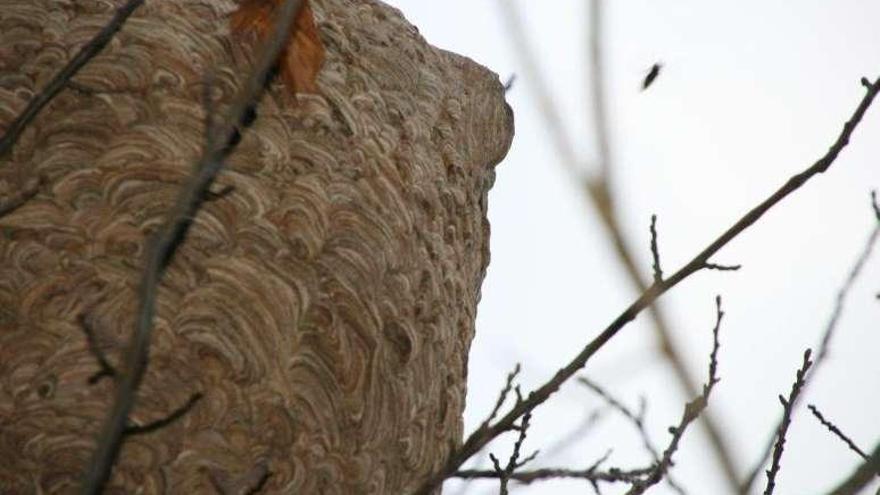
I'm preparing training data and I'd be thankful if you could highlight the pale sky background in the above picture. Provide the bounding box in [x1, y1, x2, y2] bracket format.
[385, 2, 880, 494]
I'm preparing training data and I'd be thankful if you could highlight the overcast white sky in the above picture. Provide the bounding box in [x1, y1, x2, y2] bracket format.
[385, 2, 880, 494]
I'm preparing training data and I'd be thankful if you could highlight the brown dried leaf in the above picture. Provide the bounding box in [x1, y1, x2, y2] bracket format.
[230, 0, 325, 99]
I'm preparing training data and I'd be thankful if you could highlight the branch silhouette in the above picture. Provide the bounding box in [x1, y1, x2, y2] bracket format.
[415, 74, 880, 495]
[0, 0, 145, 160]
[77, 1, 306, 492]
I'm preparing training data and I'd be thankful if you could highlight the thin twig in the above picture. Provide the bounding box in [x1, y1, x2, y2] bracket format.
[578, 378, 686, 494]
[0, 175, 43, 218]
[740, 192, 880, 493]
[451, 363, 525, 495]
[703, 263, 742, 272]
[807, 404, 870, 461]
[496, 1, 745, 486]
[488, 411, 536, 495]
[649, 215, 663, 283]
[414, 76, 880, 495]
[763, 349, 813, 495]
[78, 314, 118, 384]
[204, 184, 236, 202]
[0, 0, 145, 160]
[77, 1, 305, 493]
[123, 393, 204, 435]
[818, 195, 880, 362]
[625, 295, 724, 495]
[579, 379, 653, 451]
[480, 364, 522, 433]
[455, 463, 650, 486]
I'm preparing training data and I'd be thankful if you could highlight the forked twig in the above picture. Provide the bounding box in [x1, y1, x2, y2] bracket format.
[487, 411, 537, 495]
[123, 393, 204, 435]
[763, 350, 813, 495]
[455, 296, 724, 493]
[455, 461, 648, 487]
[78, 1, 306, 492]
[481, 364, 522, 432]
[414, 75, 880, 495]
[78, 314, 118, 384]
[579, 377, 686, 494]
[496, 1, 745, 487]
[625, 295, 724, 495]
[740, 192, 880, 493]
[0, 0, 145, 159]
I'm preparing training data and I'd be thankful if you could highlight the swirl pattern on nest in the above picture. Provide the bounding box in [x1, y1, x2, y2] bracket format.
[0, 0, 514, 493]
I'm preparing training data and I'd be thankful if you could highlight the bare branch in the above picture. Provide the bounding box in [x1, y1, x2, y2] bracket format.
[445, 367, 522, 495]
[488, 411, 536, 495]
[763, 349, 813, 495]
[741, 192, 880, 493]
[649, 215, 663, 283]
[78, 314, 117, 384]
[78, 1, 307, 493]
[123, 393, 204, 436]
[0, 175, 43, 218]
[0, 0, 145, 159]
[808, 404, 871, 462]
[708, 296, 722, 385]
[455, 458, 650, 486]
[702, 263, 742, 272]
[204, 184, 236, 202]
[497, 1, 745, 486]
[625, 295, 724, 495]
[818, 194, 880, 363]
[481, 364, 522, 433]
[414, 77, 880, 495]
[579, 379, 652, 452]
[578, 377, 686, 495]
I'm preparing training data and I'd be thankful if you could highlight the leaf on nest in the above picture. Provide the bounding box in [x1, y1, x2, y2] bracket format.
[230, 0, 325, 99]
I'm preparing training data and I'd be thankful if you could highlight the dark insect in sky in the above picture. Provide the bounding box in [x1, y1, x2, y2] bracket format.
[642, 63, 662, 91]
